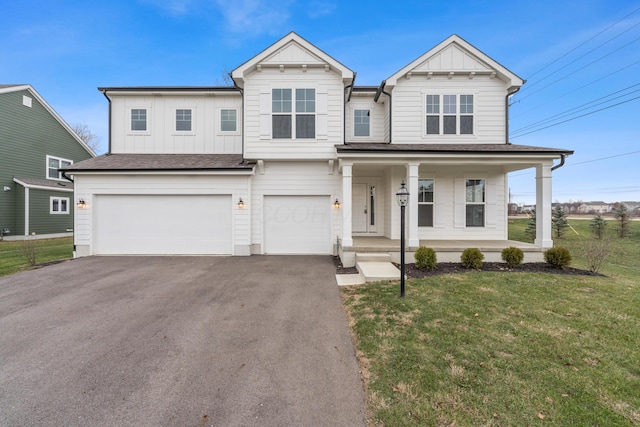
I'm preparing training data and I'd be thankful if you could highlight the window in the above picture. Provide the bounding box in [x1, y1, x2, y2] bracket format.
[176, 109, 192, 132]
[47, 155, 72, 180]
[465, 179, 485, 227]
[221, 109, 237, 132]
[354, 109, 370, 137]
[426, 94, 474, 135]
[50, 197, 69, 214]
[272, 88, 315, 139]
[418, 179, 434, 227]
[131, 109, 147, 131]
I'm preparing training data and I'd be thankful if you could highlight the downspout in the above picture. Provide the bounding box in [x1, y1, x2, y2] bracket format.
[374, 80, 391, 143]
[505, 86, 521, 144]
[551, 154, 566, 171]
[230, 74, 245, 161]
[343, 73, 356, 144]
[101, 89, 112, 154]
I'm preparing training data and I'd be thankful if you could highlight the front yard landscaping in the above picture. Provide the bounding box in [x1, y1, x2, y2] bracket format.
[0, 237, 73, 277]
[341, 219, 640, 426]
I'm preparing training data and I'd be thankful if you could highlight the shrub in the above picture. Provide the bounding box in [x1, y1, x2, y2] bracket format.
[589, 214, 607, 239]
[552, 204, 569, 238]
[613, 203, 631, 238]
[501, 247, 524, 268]
[461, 248, 484, 270]
[524, 209, 536, 243]
[544, 247, 572, 269]
[582, 237, 611, 274]
[414, 246, 437, 270]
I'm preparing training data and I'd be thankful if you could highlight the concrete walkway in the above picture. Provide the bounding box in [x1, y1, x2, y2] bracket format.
[0, 256, 366, 427]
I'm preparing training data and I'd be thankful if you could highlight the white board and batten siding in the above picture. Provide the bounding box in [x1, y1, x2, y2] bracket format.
[242, 68, 345, 159]
[250, 161, 342, 254]
[73, 174, 251, 256]
[109, 94, 242, 154]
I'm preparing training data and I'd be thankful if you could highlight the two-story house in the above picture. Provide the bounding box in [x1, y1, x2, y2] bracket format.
[65, 33, 572, 266]
[0, 84, 95, 240]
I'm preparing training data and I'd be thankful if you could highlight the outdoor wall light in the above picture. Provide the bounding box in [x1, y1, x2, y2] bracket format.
[3, 186, 11, 192]
[333, 198, 341, 209]
[237, 198, 245, 209]
[77, 198, 87, 209]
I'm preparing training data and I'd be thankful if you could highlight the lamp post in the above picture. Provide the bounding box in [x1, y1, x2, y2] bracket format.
[396, 180, 409, 298]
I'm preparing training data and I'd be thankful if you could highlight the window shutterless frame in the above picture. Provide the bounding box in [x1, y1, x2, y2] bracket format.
[465, 178, 485, 227]
[46, 155, 72, 181]
[272, 88, 315, 139]
[426, 94, 474, 135]
[418, 178, 434, 227]
[50, 196, 70, 214]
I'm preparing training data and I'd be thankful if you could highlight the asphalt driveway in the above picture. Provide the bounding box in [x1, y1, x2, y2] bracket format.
[0, 256, 365, 426]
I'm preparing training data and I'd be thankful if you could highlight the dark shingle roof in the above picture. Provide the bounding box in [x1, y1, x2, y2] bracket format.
[336, 143, 574, 155]
[63, 154, 255, 172]
[13, 177, 73, 190]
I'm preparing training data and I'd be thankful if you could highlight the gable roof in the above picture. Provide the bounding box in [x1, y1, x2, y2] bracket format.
[63, 154, 255, 173]
[384, 34, 524, 90]
[0, 84, 96, 157]
[231, 32, 354, 84]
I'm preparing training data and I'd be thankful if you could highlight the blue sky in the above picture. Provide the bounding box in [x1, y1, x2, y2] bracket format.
[2, 0, 639, 204]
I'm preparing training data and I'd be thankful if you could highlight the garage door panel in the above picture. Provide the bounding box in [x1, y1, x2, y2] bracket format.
[94, 195, 232, 255]
[264, 196, 331, 254]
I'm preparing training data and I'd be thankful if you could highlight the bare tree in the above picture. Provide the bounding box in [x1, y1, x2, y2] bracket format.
[214, 66, 234, 86]
[71, 123, 101, 154]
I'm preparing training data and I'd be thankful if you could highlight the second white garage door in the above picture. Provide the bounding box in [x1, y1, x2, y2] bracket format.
[94, 195, 232, 255]
[263, 195, 331, 254]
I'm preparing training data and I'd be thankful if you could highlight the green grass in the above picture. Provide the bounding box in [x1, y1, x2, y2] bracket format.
[342, 219, 640, 426]
[0, 237, 73, 277]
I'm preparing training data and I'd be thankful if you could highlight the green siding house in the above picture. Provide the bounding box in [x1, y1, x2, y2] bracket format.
[0, 84, 94, 240]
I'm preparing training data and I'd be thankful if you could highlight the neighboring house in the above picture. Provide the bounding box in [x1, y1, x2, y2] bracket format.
[65, 33, 573, 265]
[577, 201, 611, 214]
[0, 84, 95, 240]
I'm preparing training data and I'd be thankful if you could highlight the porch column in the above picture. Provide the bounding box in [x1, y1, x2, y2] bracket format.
[342, 163, 353, 247]
[535, 162, 553, 248]
[407, 163, 420, 247]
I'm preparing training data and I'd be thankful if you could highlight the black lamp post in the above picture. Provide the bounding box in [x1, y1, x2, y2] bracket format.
[396, 180, 409, 298]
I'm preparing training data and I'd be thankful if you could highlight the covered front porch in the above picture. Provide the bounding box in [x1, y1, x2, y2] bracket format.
[338, 236, 543, 268]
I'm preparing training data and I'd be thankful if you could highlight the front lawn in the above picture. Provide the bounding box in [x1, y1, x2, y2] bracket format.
[342, 220, 640, 425]
[0, 237, 73, 277]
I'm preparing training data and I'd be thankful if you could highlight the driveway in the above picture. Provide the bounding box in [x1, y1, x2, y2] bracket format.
[0, 256, 365, 426]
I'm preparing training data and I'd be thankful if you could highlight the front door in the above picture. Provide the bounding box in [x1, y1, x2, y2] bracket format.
[352, 182, 378, 233]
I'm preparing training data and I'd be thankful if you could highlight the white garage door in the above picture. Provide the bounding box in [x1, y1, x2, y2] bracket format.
[264, 195, 331, 254]
[94, 195, 232, 255]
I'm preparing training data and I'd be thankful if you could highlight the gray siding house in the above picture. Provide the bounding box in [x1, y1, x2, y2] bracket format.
[0, 85, 95, 239]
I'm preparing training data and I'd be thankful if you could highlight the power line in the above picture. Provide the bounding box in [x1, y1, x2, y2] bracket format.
[511, 95, 640, 138]
[508, 150, 640, 177]
[524, 6, 640, 81]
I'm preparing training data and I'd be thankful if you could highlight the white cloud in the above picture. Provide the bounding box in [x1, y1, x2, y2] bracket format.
[214, 0, 293, 36]
[307, 1, 336, 18]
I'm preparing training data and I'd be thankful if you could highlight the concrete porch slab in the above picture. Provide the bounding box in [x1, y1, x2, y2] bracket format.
[335, 274, 365, 286]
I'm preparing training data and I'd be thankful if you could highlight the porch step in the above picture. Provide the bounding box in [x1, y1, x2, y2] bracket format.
[357, 261, 401, 282]
[355, 252, 392, 263]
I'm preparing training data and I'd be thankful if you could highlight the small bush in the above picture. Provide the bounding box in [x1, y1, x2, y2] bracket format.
[544, 247, 572, 269]
[414, 246, 437, 270]
[461, 248, 484, 270]
[501, 247, 524, 268]
[582, 237, 611, 274]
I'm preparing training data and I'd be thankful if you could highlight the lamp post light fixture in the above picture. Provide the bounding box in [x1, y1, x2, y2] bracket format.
[396, 180, 409, 298]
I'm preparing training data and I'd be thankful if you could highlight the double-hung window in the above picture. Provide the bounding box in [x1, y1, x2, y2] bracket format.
[47, 155, 72, 180]
[418, 179, 434, 227]
[426, 94, 474, 135]
[50, 197, 69, 214]
[176, 109, 192, 132]
[354, 109, 370, 137]
[131, 108, 147, 132]
[272, 88, 315, 139]
[221, 109, 237, 132]
[465, 179, 485, 227]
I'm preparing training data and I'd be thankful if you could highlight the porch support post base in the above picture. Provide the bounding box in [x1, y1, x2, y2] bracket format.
[535, 162, 553, 249]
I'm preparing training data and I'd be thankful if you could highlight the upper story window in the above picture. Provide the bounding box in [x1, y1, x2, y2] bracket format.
[221, 109, 237, 132]
[131, 108, 147, 132]
[47, 155, 72, 181]
[272, 88, 315, 139]
[465, 179, 485, 227]
[50, 197, 69, 214]
[418, 179, 434, 227]
[354, 109, 370, 137]
[426, 94, 474, 135]
[176, 109, 192, 132]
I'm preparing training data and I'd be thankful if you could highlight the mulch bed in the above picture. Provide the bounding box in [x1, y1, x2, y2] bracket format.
[333, 256, 601, 277]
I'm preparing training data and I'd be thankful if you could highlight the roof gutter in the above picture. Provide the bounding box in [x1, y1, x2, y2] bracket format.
[374, 80, 392, 143]
[551, 154, 566, 171]
[505, 85, 521, 144]
[230, 75, 246, 162]
[101, 89, 112, 154]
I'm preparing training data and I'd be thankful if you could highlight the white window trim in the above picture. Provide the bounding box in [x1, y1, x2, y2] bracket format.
[464, 177, 486, 228]
[422, 91, 477, 137]
[172, 107, 196, 135]
[271, 86, 317, 141]
[50, 196, 70, 214]
[217, 108, 240, 135]
[353, 108, 371, 138]
[46, 155, 73, 181]
[128, 107, 151, 135]
[417, 177, 435, 228]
